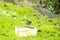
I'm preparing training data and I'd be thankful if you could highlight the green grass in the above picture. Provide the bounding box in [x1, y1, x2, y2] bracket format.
[0, 2, 60, 40]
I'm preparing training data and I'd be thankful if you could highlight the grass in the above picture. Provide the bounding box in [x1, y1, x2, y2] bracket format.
[0, 2, 60, 40]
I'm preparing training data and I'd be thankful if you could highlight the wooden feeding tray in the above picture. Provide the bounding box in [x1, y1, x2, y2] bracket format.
[15, 26, 37, 37]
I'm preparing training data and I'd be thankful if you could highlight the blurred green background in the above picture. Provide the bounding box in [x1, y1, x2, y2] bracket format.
[0, 0, 60, 40]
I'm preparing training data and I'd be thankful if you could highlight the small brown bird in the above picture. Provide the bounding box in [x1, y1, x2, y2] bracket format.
[24, 19, 32, 25]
